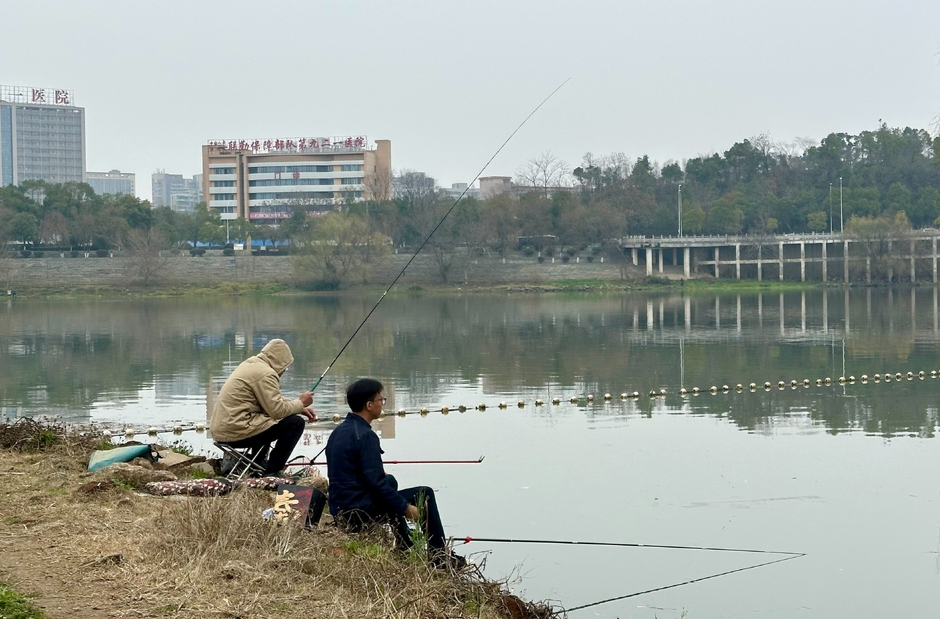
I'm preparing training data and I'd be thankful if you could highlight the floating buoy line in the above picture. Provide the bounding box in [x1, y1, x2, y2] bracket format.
[90, 368, 940, 439]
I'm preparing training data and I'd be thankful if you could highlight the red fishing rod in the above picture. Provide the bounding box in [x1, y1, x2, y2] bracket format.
[308, 79, 571, 394]
[287, 455, 484, 467]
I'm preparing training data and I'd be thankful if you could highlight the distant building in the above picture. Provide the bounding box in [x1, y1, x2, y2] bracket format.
[86, 169, 135, 197]
[440, 182, 480, 200]
[152, 171, 202, 212]
[479, 176, 512, 199]
[392, 170, 436, 199]
[202, 136, 391, 223]
[0, 84, 85, 186]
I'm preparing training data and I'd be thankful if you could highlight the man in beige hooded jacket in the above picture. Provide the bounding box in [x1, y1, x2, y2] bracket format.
[210, 339, 315, 476]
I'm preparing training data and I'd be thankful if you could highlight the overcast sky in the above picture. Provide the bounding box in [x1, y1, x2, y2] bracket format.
[3, 0, 938, 201]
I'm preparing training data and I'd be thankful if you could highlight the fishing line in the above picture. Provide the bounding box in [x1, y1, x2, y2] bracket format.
[309, 78, 571, 392]
[458, 537, 804, 615]
[560, 553, 803, 614]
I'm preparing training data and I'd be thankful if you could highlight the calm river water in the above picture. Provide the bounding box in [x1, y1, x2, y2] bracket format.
[2, 289, 939, 617]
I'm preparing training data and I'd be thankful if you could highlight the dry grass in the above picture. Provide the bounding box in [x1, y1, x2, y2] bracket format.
[0, 420, 557, 619]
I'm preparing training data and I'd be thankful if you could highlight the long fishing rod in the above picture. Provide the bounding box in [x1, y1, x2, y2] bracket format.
[458, 536, 803, 556]
[458, 536, 804, 615]
[287, 457, 484, 467]
[309, 78, 571, 393]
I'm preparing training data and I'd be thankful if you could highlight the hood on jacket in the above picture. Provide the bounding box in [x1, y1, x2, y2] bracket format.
[258, 339, 294, 374]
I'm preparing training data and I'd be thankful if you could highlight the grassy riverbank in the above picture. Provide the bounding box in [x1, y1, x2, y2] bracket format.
[0, 420, 552, 619]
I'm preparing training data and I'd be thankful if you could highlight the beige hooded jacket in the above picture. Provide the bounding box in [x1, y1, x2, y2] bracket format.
[209, 339, 306, 442]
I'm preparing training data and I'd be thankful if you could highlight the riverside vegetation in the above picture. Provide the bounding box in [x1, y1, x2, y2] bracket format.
[0, 419, 554, 619]
[1, 123, 939, 290]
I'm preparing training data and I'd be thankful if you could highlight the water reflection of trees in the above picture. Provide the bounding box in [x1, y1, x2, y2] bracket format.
[1, 291, 939, 436]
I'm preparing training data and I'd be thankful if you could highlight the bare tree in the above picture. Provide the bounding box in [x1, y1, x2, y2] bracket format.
[364, 167, 393, 202]
[515, 151, 572, 196]
[124, 228, 170, 286]
[845, 212, 913, 283]
[292, 213, 390, 289]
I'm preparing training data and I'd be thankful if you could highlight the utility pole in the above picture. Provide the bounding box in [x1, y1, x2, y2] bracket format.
[829, 183, 833, 234]
[839, 176, 843, 232]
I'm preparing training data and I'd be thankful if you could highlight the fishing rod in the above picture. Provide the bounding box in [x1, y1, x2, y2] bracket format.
[309, 78, 571, 393]
[287, 457, 484, 467]
[458, 536, 803, 557]
[458, 536, 804, 615]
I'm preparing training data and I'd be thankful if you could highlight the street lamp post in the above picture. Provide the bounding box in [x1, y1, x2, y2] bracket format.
[829, 183, 833, 234]
[678, 184, 682, 237]
[839, 177, 843, 232]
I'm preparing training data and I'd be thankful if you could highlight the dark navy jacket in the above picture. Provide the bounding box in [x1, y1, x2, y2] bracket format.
[325, 413, 408, 517]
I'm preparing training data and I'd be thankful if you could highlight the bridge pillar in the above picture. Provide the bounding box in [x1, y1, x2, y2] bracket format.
[645, 247, 653, 276]
[910, 240, 916, 283]
[735, 244, 741, 280]
[844, 240, 850, 282]
[933, 238, 938, 284]
[778, 242, 784, 281]
[714, 247, 720, 278]
[757, 245, 762, 281]
[631, 248, 638, 266]
[888, 241, 893, 283]
[658, 248, 664, 274]
[821, 241, 828, 282]
[683, 247, 690, 278]
[800, 242, 806, 282]
[866, 257, 871, 284]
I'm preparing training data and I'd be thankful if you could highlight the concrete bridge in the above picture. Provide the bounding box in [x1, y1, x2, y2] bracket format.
[620, 230, 940, 283]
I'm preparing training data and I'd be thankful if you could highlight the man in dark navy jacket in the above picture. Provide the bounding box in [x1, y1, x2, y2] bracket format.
[326, 378, 464, 569]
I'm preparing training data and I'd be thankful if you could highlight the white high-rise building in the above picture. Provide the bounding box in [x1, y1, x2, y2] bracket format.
[152, 171, 202, 212]
[87, 169, 135, 196]
[0, 84, 85, 186]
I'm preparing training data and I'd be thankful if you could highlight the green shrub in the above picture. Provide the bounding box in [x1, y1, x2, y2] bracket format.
[18, 251, 31, 258]
[96, 249, 110, 258]
[523, 246, 535, 256]
[222, 248, 235, 256]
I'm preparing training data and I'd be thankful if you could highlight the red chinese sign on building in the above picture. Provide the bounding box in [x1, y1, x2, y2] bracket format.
[209, 136, 368, 154]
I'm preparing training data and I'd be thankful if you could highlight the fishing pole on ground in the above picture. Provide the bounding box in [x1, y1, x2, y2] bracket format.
[307, 78, 571, 394]
[458, 536, 805, 615]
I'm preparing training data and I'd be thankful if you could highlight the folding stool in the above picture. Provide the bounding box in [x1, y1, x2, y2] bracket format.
[214, 441, 269, 480]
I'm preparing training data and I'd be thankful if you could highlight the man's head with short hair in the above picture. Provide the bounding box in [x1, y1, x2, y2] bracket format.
[346, 378, 384, 413]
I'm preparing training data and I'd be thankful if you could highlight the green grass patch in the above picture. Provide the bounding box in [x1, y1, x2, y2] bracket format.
[341, 540, 388, 558]
[0, 581, 47, 619]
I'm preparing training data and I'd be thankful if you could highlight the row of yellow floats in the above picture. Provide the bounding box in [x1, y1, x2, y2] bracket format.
[108, 369, 940, 436]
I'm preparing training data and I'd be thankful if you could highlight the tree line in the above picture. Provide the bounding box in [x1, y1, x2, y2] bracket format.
[2, 123, 938, 287]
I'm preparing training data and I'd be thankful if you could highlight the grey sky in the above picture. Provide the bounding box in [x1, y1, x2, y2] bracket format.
[3, 0, 938, 201]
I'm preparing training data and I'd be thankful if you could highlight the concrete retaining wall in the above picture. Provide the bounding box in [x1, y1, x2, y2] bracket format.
[0, 251, 636, 289]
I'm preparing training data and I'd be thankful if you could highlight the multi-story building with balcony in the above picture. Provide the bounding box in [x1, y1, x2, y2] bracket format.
[201, 136, 391, 223]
